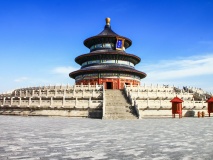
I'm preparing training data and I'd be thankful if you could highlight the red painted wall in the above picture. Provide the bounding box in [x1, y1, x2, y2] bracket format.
[76, 78, 140, 89]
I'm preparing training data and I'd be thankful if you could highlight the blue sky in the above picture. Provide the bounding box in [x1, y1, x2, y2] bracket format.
[0, 0, 213, 93]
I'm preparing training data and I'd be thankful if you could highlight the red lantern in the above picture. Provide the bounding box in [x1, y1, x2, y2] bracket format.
[206, 97, 213, 117]
[170, 96, 184, 118]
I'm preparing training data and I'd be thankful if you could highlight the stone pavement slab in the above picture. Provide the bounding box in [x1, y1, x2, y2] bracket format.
[0, 116, 213, 159]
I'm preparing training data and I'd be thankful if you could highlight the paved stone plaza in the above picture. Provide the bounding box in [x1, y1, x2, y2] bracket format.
[0, 116, 213, 160]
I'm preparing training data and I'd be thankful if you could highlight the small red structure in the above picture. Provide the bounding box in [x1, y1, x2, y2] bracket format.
[206, 97, 213, 117]
[197, 111, 201, 118]
[201, 111, 205, 118]
[170, 96, 184, 118]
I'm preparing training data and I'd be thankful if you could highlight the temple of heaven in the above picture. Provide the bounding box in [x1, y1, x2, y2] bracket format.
[69, 18, 146, 89]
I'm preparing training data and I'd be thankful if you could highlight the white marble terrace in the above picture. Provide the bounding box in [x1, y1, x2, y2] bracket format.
[0, 83, 212, 118]
[0, 84, 104, 109]
[124, 84, 211, 118]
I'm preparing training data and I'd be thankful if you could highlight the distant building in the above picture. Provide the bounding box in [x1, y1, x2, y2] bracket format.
[69, 18, 146, 89]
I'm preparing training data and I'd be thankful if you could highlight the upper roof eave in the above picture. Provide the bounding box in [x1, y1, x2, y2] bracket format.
[75, 51, 141, 65]
[69, 68, 147, 79]
[83, 35, 132, 48]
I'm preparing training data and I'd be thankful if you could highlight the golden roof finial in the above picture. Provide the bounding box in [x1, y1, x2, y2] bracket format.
[106, 17, 110, 25]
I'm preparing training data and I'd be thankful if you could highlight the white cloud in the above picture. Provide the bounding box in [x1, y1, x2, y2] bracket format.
[139, 54, 213, 80]
[137, 54, 213, 93]
[14, 77, 29, 82]
[52, 66, 78, 75]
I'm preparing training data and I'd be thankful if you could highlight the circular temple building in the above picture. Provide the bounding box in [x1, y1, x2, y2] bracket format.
[69, 18, 146, 89]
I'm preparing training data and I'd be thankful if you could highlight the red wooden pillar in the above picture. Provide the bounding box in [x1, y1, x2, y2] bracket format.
[170, 96, 184, 118]
[118, 79, 120, 89]
[98, 78, 101, 85]
[206, 97, 213, 117]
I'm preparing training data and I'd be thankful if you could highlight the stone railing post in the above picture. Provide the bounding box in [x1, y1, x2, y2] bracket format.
[75, 97, 78, 107]
[29, 97, 31, 106]
[81, 83, 83, 90]
[39, 97, 41, 107]
[193, 98, 195, 107]
[54, 89, 57, 97]
[32, 90, 34, 97]
[88, 83, 91, 90]
[89, 97, 91, 108]
[19, 97, 21, 106]
[95, 83, 98, 90]
[202, 98, 204, 107]
[92, 90, 94, 97]
[134, 101, 140, 119]
[127, 91, 130, 97]
[3, 97, 6, 105]
[137, 89, 139, 97]
[46, 89, 49, 97]
[10, 97, 13, 106]
[62, 96, 65, 108]
[50, 97, 53, 107]
[147, 97, 149, 107]
[102, 88, 105, 118]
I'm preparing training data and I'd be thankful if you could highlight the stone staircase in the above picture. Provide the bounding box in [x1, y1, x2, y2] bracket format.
[103, 90, 138, 120]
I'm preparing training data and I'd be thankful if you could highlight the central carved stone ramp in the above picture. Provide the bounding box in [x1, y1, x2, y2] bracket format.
[103, 90, 138, 120]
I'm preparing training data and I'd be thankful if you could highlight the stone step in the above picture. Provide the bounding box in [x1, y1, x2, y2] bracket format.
[104, 89, 137, 120]
[106, 97, 127, 99]
[103, 115, 137, 120]
[105, 112, 134, 115]
[106, 104, 129, 106]
[105, 108, 129, 110]
[104, 114, 136, 116]
[105, 107, 130, 110]
[104, 116, 137, 119]
[106, 105, 130, 108]
[106, 98, 128, 100]
[105, 105, 130, 108]
[104, 113, 136, 116]
[106, 101, 129, 104]
[105, 110, 132, 113]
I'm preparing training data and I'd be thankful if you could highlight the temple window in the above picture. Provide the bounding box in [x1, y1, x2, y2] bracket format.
[104, 43, 111, 48]
[90, 43, 115, 51]
[102, 60, 115, 63]
[96, 44, 103, 48]
[82, 62, 87, 66]
[82, 59, 134, 67]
